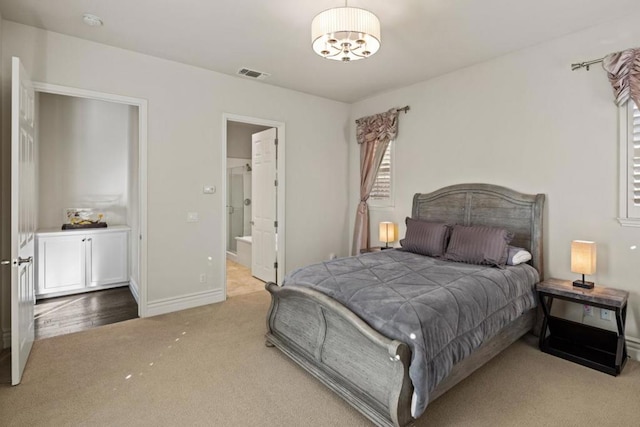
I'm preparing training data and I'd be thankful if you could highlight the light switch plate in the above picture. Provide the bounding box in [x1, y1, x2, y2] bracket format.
[187, 212, 199, 222]
[203, 186, 216, 194]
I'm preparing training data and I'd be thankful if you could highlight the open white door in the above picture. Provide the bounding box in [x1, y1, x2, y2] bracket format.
[251, 128, 277, 283]
[10, 57, 36, 385]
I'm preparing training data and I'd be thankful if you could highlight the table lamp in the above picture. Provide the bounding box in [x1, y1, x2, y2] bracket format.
[571, 240, 596, 289]
[379, 222, 396, 249]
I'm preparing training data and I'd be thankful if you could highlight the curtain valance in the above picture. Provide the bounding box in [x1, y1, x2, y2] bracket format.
[355, 108, 399, 145]
[602, 47, 640, 107]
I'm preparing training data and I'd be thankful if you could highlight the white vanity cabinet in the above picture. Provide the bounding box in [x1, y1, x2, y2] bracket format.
[36, 226, 129, 298]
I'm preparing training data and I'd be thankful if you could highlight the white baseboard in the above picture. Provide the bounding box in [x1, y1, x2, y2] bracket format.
[2, 328, 10, 349]
[146, 289, 225, 317]
[628, 336, 640, 361]
[129, 277, 140, 304]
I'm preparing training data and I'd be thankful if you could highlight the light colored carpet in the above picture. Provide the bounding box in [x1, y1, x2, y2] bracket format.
[226, 259, 265, 297]
[0, 291, 638, 426]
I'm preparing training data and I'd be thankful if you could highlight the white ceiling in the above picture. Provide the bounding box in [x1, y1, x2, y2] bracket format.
[1, 0, 639, 103]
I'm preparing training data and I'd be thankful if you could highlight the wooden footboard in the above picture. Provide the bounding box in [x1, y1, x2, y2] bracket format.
[265, 282, 414, 427]
[266, 282, 537, 427]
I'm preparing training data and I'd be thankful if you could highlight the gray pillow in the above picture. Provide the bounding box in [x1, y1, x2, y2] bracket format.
[443, 225, 513, 267]
[399, 217, 451, 257]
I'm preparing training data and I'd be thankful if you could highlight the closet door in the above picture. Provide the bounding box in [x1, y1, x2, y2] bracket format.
[87, 231, 128, 287]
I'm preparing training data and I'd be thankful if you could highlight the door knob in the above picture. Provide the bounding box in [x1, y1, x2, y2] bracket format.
[18, 256, 33, 265]
[1, 260, 11, 265]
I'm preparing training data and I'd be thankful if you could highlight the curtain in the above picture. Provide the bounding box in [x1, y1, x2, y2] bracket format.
[352, 108, 399, 255]
[602, 47, 640, 107]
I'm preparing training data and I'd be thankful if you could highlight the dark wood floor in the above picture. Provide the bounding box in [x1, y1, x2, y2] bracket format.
[35, 287, 138, 340]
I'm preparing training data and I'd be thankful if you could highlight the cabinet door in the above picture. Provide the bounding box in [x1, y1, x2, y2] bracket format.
[37, 235, 85, 295]
[86, 231, 128, 287]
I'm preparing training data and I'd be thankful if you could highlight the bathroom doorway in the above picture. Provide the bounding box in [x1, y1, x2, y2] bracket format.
[222, 115, 285, 298]
[226, 160, 253, 264]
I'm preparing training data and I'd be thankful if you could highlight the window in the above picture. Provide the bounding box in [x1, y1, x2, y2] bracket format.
[619, 100, 640, 225]
[369, 141, 394, 208]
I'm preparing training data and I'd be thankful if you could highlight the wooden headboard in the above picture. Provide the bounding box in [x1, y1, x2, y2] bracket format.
[412, 183, 545, 278]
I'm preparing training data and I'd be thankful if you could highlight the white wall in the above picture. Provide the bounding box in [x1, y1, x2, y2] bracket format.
[349, 12, 640, 346]
[37, 93, 132, 228]
[127, 105, 140, 298]
[1, 21, 350, 333]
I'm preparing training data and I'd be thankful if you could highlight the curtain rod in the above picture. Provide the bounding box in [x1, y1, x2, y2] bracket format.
[571, 57, 604, 71]
[355, 106, 410, 124]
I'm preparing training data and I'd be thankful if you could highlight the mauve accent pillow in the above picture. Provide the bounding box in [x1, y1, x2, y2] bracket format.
[444, 225, 513, 267]
[399, 217, 451, 257]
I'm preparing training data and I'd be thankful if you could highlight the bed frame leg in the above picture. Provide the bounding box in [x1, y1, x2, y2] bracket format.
[265, 340, 275, 348]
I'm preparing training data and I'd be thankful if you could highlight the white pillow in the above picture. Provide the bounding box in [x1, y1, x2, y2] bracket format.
[506, 246, 532, 265]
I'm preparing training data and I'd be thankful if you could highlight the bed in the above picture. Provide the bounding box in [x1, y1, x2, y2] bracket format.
[265, 183, 545, 426]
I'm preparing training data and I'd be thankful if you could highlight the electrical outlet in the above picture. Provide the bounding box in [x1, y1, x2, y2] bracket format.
[583, 305, 593, 316]
[199, 273, 206, 283]
[600, 309, 611, 321]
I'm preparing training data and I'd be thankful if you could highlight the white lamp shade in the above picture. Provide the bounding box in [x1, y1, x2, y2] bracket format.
[311, 7, 381, 61]
[379, 222, 395, 243]
[571, 240, 596, 275]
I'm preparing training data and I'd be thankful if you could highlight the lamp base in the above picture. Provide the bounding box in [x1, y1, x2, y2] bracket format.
[573, 280, 594, 289]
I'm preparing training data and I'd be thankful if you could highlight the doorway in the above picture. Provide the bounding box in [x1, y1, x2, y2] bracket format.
[222, 115, 285, 299]
[30, 83, 148, 337]
[7, 58, 148, 385]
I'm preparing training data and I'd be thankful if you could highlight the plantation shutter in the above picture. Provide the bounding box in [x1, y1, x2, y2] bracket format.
[370, 142, 392, 200]
[633, 102, 640, 207]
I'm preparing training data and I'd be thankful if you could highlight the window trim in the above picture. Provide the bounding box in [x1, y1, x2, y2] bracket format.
[618, 100, 640, 227]
[368, 140, 395, 210]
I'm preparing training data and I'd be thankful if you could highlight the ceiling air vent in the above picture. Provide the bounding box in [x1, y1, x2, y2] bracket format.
[237, 67, 270, 80]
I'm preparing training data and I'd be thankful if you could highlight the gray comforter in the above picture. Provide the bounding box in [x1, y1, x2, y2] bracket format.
[283, 249, 539, 417]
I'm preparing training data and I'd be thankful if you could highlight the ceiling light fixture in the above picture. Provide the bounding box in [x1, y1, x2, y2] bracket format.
[82, 13, 104, 27]
[311, 2, 381, 62]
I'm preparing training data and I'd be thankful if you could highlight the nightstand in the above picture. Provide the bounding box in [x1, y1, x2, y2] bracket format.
[536, 278, 629, 375]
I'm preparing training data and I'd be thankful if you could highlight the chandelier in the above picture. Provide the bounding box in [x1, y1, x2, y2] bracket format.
[311, 4, 381, 62]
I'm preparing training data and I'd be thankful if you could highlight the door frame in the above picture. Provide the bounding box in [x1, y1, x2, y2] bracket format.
[32, 82, 149, 317]
[221, 114, 285, 297]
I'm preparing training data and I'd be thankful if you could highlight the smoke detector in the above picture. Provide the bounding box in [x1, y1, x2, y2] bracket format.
[237, 68, 270, 80]
[83, 13, 104, 27]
